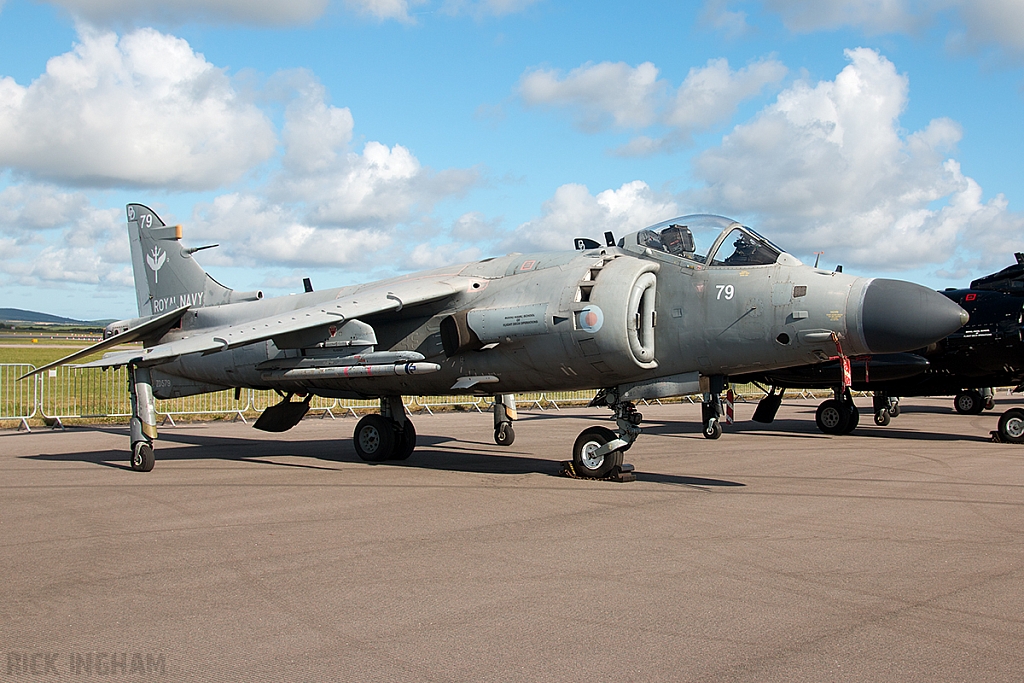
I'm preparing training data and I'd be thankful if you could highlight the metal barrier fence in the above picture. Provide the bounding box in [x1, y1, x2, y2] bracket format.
[0, 364, 37, 431]
[1, 362, 857, 431]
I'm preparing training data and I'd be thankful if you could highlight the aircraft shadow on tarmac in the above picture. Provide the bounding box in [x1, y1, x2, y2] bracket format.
[22, 426, 744, 488]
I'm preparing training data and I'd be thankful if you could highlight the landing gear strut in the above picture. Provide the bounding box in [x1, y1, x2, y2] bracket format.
[814, 333, 859, 436]
[128, 363, 157, 472]
[568, 389, 638, 480]
[492, 393, 516, 446]
[353, 396, 416, 462]
[983, 388, 995, 411]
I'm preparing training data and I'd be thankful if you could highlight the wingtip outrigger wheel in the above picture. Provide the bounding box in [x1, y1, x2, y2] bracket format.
[701, 401, 723, 439]
[128, 362, 157, 472]
[701, 374, 725, 439]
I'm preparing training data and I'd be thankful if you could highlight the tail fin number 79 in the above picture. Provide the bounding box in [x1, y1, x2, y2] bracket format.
[126, 206, 152, 227]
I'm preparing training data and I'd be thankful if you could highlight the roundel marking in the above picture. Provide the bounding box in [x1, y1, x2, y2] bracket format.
[578, 305, 604, 333]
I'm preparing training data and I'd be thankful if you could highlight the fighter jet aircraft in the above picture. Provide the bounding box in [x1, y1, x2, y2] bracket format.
[23, 206, 967, 476]
[737, 254, 1024, 442]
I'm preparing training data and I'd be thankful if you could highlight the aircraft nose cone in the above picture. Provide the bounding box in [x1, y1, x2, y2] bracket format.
[861, 279, 968, 353]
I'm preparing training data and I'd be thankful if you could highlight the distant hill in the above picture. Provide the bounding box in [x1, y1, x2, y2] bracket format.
[0, 308, 113, 326]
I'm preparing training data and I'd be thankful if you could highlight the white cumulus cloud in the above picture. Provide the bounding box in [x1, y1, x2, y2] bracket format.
[726, 1, 1024, 59]
[509, 180, 679, 252]
[519, 57, 786, 155]
[441, 0, 542, 17]
[44, 0, 329, 26]
[0, 184, 131, 287]
[520, 61, 664, 132]
[187, 193, 391, 268]
[761, 0, 925, 34]
[341, 0, 427, 23]
[271, 75, 478, 228]
[689, 47, 1024, 272]
[40, 0, 542, 26]
[665, 57, 788, 140]
[0, 27, 276, 190]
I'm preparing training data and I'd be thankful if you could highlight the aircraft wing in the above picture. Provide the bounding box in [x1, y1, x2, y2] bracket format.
[73, 278, 461, 371]
[18, 305, 190, 380]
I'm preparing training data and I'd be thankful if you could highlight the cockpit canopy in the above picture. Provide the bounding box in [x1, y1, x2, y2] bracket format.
[623, 214, 783, 267]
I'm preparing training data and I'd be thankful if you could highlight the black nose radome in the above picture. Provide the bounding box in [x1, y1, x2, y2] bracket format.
[861, 279, 969, 353]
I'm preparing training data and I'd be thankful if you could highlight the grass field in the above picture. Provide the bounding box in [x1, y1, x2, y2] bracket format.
[0, 331, 140, 367]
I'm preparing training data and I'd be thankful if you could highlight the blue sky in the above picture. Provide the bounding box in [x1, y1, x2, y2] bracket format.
[1, 0, 1023, 320]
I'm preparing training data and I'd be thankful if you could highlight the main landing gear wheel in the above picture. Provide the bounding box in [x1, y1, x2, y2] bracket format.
[954, 390, 985, 415]
[572, 426, 624, 479]
[703, 418, 722, 439]
[843, 403, 860, 434]
[393, 420, 416, 461]
[997, 408, 1024, 444]
[816, 399, 849, 435]
[354, 414, 395, 462]
[131, 443, 155, 472]
[494, 422, 515, 447]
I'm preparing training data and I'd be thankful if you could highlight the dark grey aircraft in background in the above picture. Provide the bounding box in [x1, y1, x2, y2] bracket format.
[25, 206, 967, 477]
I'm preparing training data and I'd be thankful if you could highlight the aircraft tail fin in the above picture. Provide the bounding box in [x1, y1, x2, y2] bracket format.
[127, 204, 262, 317]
